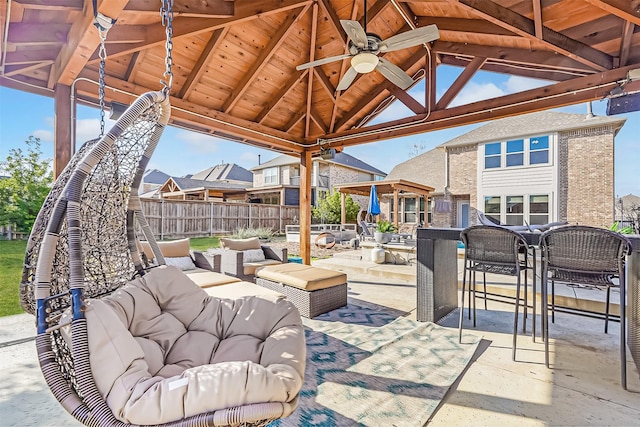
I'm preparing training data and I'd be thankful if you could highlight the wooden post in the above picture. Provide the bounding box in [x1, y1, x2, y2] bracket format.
[300, 150, 312, 264]
[340, 191, 346, 225]
[393, 189, 399, 230]
[53, 84, 72, 179]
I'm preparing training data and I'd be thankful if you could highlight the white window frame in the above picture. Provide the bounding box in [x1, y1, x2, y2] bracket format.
[483, 135, 552, 170]
[264, 167, 278, 185]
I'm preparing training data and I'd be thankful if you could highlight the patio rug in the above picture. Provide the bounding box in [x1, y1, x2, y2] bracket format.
[271, 301, 481, 427]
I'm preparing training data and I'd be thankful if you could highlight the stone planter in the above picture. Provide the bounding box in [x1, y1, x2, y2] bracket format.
[374, 231, 391, 244]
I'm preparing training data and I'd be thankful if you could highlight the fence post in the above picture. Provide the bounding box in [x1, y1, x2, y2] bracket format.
[160, 199, 165, 240]
[249, 204, 252, 229]
[210, 201, 214, 236]
[279, 205, 282, 233]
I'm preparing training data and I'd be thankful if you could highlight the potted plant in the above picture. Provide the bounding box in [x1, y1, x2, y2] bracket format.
[374, 220, 396, 244]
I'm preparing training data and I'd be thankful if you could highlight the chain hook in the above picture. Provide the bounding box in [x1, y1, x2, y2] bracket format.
[160, 0, 174, 98]
[93, 9, 115, 137]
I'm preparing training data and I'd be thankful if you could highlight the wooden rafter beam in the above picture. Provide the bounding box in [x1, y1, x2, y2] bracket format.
[448, 0, 613, 71]
[310, 107, 329, 134]
[416, 17, 515, 36]
[440, 56, 580, 81]
[223, 5, 309, 113]
[3, 62, 53, 77]
[432, 40, 596, 74]
[89, 0, 314, 63]
[49, 0, 130, 87]
[179, 27, 228, 100]
[314, 69, 336, 101]
[305, 3, 319, 137]
[321, 65, 636, 148]
[532, 0, 543, 39]
[387, 86, 424, 114]
[255, 69, 308, 123]
[436, 56, 486, 109]
[619, 21, 635, 67]
[583, 0, 640, 26]
[4, 49, 58, 65]
[124, 51, 141, 82]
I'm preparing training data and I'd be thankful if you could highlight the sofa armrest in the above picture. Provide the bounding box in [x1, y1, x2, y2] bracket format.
[262, 245, 287, 262]
[192, 251, 220, 273]
[220, 249, 244, 277]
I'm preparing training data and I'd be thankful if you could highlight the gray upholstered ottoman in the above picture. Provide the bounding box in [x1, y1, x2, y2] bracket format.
[255, 263, 348, 318]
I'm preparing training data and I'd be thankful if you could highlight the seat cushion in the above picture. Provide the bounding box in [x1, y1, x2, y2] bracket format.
[244, 259, 282, 276]
[220, 237, 261, 251]
[185, 270, 241, 288]
[256, 263, 347, 291]
[205, 281, 286, 299]
[64, 266, 305, 425]
[156, 238, 191, 257]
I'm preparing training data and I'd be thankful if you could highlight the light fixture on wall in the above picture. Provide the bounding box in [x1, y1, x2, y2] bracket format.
[109, 101, 129, 120]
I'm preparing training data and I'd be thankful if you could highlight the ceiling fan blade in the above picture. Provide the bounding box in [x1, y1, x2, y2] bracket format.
[336, 66, 358, 91]
[296, 53, 352, 71]
[376, 58, 414, 90]
[340, 20, 368, 49]
[378, 24, 440, 53]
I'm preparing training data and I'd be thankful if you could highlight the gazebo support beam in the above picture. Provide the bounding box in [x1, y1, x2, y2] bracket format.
[300, 150, 312, 264]
[53, 83, 72, 178]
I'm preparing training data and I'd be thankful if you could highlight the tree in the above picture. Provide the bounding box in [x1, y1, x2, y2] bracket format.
[408, 142, 426, 158]
[312, 191, 360, 224]
[0, 136, 53, 233]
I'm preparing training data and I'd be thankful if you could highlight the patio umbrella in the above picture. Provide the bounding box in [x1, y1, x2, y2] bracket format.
[368, 185, 381, 216]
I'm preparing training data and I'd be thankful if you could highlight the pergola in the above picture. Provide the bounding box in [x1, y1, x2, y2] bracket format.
[335, 179, 434, 229]
[2, 0, 640, 263]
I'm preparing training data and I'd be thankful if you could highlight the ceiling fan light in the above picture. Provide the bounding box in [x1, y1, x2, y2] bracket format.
[351, 52, 379, 73]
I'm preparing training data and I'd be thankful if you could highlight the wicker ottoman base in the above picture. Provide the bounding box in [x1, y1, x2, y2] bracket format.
[255, 277, 347, 318]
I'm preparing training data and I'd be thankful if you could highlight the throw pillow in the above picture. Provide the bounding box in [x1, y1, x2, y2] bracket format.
[165, 256, 196, 271]
[243, 248, 266, 263]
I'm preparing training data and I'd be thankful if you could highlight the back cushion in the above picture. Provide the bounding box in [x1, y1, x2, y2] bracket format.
[157, 238, 191, 257]
[220, 237, 261, 251]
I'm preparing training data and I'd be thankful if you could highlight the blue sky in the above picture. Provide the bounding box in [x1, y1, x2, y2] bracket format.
[1, 64, 639, 196]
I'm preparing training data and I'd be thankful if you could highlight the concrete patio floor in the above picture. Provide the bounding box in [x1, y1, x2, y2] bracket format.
[1, 251, 639, 426]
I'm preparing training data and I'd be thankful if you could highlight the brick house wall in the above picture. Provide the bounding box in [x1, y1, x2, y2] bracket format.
[442, 145, 477, 227]
[559, 125, 616, 228]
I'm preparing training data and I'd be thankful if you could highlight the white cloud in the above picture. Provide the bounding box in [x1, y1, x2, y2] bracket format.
[32, 129, 54, 142]
[449, 82, 506, 107]
[175, 131, 221, 154]
[504, 75, 548, 93]
[75, 118, 105, 144]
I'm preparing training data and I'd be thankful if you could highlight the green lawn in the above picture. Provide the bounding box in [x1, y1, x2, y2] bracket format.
[0, 237, 222, 318]
[0, 240, 28, 317]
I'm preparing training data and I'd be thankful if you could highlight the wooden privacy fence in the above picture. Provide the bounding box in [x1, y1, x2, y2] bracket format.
[141, 199, 300, 239]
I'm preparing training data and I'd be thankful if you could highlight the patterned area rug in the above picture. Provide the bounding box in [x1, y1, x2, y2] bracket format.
[271, 301, 481, 427]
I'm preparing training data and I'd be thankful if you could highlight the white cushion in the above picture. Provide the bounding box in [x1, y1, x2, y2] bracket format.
[165, 256, 196, 271]
[243, 248, 266, 263]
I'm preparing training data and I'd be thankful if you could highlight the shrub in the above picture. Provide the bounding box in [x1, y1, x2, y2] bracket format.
[231, 227, 275, 240]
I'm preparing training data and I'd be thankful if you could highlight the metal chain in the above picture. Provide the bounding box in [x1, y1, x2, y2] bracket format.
[98, 30, 108, 137]
[160, 0, 174, 96]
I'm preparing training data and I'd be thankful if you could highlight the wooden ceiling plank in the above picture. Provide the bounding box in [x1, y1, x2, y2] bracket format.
[388, 86, 424, 114]
[90, 0, 314, 63]
[432, 40, 596, 74]
[313, 68, 336, 101]
[416, 17, 516, 36]
[255, 69, 308, 123]
[318, 0, 347, 46]
[13, 0, 83, 11]
[3, 62, 52, 77]
[532, 0, 543, 39]
[123, 51, 140, 82]
[124, 0, 234, 17]
[179, 27, 228, 100]
[7, 23, 70, 44]
[619, 21, 635, 67]
[5, 49, 59, 65]
[285, 111, 306, 133]
[323, 65, 635, 148]
[223, 5, 309, 113]
[50, 0, 130, 88]
[305, 3, 319, 138]
[583, 0, 640, 26]
[449, 0, 613, 71]
[436, 56, 486, 109]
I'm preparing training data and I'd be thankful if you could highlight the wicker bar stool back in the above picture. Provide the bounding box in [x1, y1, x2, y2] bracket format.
[540, 225, 631, 389]
[458, 225, 536, 361]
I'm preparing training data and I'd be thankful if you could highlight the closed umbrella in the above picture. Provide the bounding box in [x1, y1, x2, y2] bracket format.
[368, 185, 381, 216]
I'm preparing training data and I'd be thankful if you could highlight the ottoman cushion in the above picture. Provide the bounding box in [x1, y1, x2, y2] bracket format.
[256, 264, 347, 291]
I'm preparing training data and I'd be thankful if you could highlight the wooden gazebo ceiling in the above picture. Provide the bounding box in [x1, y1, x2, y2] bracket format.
[336, 179, 435, 198]
[3, 0, 640, 155]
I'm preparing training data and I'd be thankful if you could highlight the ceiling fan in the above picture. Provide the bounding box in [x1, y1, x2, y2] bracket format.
[296, 2, 439, 91]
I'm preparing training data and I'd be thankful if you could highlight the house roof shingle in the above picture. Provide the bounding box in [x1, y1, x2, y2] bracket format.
[190, 163, 252, 183]
[439, 111, 627, 148]
[170, 177, 248, 191]
[385, 148, 447, 194]
[252, 152, 386, 176]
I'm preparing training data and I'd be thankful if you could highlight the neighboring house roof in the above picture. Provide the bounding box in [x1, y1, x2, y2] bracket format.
[190, 163, 252, 183]
[619, 193, 640, 207]
[143, 169, 170, 185]
[385, 148, 446, 194]
[439, 111, 627, 148]
[169, 176, 248, 191]
[251, 151, 386, 176]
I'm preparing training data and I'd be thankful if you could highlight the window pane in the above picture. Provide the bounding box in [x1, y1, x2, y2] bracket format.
[504, 215, 523, 226]
[530, 150, 548, 164]
[485, 142, 501, 155]
[530, 135, 549, 150]
[484, 196, 501, 223]
[506, 153, 523, 166]
[485, 156, 501, 168]
[507, 139, 523, 153]
[530, 214, 549, 225]
[507, 196, 523, 213]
